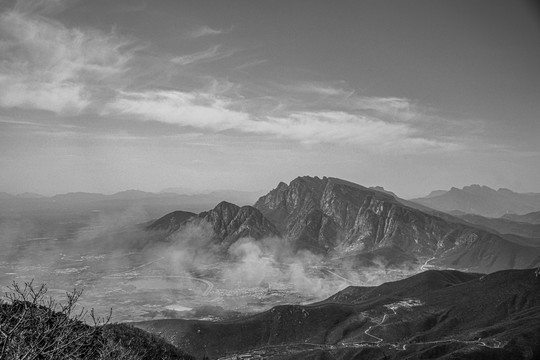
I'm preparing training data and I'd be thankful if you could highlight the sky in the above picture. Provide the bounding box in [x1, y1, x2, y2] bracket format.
[0, 0, 538, 198]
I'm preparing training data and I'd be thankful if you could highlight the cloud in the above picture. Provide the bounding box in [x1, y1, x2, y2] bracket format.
[188, 25, 227, 38]
[0, 5, 134, 113]
[0, 3, 464, 153]
[350, 96, 420, 122]
[260, 111, 446, 150]
[284, 81, 422, 123]
[106, 89, 450, 152]
[171, 45, 234, 66]
[232, 59, 269, 72]
[105, 90, 250, 131]
[287, 82, 355, 97]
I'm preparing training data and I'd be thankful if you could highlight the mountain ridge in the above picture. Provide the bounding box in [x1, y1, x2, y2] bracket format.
[253, 176, 540, 272]
[147, 201, 280, 251]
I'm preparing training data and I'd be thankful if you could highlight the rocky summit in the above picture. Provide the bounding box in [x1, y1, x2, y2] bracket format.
[254, 176, 540, 272]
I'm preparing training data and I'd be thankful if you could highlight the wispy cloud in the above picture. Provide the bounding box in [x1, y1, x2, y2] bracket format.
[232, 59, 269, 72]
[0, 4, 135, 113]
[105, 88, 453, 152]
[350, 96, 419, 122]
[171, 45, 234, 66]
[283, 81, 422, 122]
[0, 3, 470, 153]
[258, 111, 449, 151]
[188, 25, 227, 39]
[105, 90, 250, 131]
[286, 82, 355, 97]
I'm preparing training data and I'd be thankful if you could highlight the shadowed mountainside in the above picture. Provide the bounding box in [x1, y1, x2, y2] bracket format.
[135, 268, 540, 360]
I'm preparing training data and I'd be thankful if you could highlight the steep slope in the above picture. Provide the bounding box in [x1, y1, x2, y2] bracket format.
[135, 268, 540, 360]
[254, 176, 540, 271]
[147, 201, 281, 251]
[412, 185, 540, 217]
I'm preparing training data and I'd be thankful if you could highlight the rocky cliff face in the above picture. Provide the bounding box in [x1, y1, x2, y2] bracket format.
[198, 201, 281, 249]
[148, 201, 280, 251]
[254, 176, 540, 271]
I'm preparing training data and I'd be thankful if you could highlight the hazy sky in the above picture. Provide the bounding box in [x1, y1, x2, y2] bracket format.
[0, 0, 538, 198]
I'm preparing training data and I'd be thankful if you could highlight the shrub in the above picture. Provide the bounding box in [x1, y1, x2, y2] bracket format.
[0, 281, 193, 360]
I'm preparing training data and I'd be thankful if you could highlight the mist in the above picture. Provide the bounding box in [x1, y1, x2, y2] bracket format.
[1, 207, 424, 322]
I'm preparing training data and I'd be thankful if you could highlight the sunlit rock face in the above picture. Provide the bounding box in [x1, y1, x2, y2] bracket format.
[148, 201, 280, 252]
[255, 176, 540, 272]
[198, 201, 281, 249]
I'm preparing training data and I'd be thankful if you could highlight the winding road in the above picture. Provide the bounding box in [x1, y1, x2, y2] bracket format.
[348, 302, 506, 351]
[420, 256, 436, 271]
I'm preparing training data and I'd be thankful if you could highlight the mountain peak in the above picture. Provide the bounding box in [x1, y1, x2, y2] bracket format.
[255, 176, 540, 271]
[213, 200, 240, 212]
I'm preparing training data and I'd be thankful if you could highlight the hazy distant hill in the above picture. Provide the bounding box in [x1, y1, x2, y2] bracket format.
[160, 188, 263, 205]
[253, 176, 540, 272]
[456, 213, 540, 245]
[0, 189, 262, 220]
[411, 185, 540, 217]
[503, 211, 540, 225]
[0, 192, 14, 199]
[135, 268, 540, 359]
[15, 192, 45, 199]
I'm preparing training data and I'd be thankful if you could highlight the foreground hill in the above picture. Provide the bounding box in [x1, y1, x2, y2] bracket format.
[411, 185, 540, 217]
[135, 268, 540, 359]
[253, 176, 540, 272]
[0, 283, 194, 360]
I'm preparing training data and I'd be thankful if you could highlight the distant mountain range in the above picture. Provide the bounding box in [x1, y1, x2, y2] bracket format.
[147, 176, 540, 273]
[411, 185, 540, 217]
[503, 211, 540, 225]
[136, 268, 540, 359]
[454, 213, 540, 247]
[0, 189, 262, 218]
